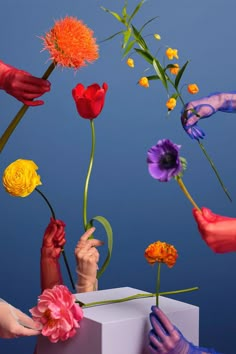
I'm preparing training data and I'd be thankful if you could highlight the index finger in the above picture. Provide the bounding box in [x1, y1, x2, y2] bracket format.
[15, 324, 41, 337]
[151, 307, 174, 334]
[192, 208, 208, 227]
[79, 227, 96, 242]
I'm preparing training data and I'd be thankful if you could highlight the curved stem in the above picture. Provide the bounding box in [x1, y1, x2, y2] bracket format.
[83, 119, 96, 230]
[35, 188, 56, 219]
[35, 187, 75, 290]
[198, 140, 232, 202]
[0, 62, 56, 154]
[176, 176, 201, 212]
[156, 262, 161, 306]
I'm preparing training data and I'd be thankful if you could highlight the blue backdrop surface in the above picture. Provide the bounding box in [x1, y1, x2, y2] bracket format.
[0, 1, 235, 353]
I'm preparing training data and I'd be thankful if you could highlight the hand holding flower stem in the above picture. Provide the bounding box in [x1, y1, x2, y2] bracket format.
[0, 62, 56, 154]
[72, 82, 113, 280]
[102, 1, 231, 201]
[35, 188, 75, 289]
[2, 159, 75, 290]
[0, 16, 99, 155]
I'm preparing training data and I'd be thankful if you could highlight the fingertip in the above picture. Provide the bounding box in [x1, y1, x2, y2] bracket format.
[25, 100, 44, 107]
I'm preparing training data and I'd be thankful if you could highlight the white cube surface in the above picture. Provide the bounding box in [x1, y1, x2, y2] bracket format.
[37, 287, 199, 354]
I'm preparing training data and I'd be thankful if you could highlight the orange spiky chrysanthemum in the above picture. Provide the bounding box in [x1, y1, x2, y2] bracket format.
[41, 16, 99, 69]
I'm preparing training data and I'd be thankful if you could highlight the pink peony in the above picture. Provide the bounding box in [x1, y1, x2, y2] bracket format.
[30, 285, 83, 343]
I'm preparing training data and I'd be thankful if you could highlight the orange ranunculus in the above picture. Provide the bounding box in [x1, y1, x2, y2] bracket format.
[41, 16, 99, 69]
[165, 48, 179, 60]
[72, 82, 108, 119]
[126, 58, 134, 68]
[166, 97, 177, 110]
[144, 241, 178, 268]
[139, 77, 149, 88]
[169, 64, 180, 75]
[187, 84, 199, 94]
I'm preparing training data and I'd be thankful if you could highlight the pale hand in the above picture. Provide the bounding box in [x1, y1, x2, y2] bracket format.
[75, 227, 103, 293]
[0, 300, 42, 339]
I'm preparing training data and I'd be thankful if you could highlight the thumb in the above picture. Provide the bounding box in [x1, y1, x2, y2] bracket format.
[192, 208, 208, 228]
[201, 207, 216, 222]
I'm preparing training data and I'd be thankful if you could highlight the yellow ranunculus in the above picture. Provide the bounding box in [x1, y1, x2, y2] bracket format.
[138, 76, 149, 88]
[166, 97, 177, 110]
[169, 63, 180, 75]
[3, 159, 42, 197]
[187, 83, 199, 94]
[126, 58, 134, 68]
[165, 47, 179, 60]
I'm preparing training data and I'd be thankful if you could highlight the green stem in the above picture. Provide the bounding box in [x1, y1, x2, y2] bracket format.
[35, 187, 75, 290]
[77, 287, 199, 308]
[198, 140, 232, 202]
[176, 176, 201, 212]
[0, 62, 56, 154]
[159, 286, 199, 296]
[83, 119, 95, 231]
[156, 262, 161, 306]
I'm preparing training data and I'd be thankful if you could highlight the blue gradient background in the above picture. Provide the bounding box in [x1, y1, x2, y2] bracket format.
[0, 1, 235, 353]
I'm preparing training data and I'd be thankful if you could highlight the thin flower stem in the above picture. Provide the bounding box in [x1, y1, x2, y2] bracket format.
[35, 188, 56, 219]
[176, 176, 201, 212]
[83, 119, 95, 230]
[0, 62, 56, 154]
[35, 187, 75, 290]
[156, 262, 161, 306]
[159, 287, 199, 296]
[78, 287, 199, 308]
[198, 140, 232, 202]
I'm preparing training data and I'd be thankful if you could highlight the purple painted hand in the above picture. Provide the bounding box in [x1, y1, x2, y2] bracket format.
[149, 307, 219, 353]
[181, 91, 236, 140]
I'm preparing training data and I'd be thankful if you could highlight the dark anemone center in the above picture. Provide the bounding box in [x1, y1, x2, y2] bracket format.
[159, 153, 176, 169]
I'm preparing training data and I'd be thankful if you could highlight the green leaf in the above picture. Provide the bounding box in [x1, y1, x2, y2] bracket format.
[101, 6, 124, 23]
[99, 31, 124, 44]
[122, 29, 132, 49]
[146, 75, 160, 81]
[134, 48, 154, 64]
[128, 0, 146, 25]
[122, 39, 136, 57]
[139, 16, 159, 33]
[174, 60, 189, 89]
[122, 1, 128, 21]
[153, 59, 168, 91]
[87, 216, 113, 279]
[131, 24, 148, 50]
[171, 92, 179, 100]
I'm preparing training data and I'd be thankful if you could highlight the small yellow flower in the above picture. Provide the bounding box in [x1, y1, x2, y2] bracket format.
[166, 97, 177, 110]
[154, 33, 161, 40]
[3, 159, 42, 197]
[126, 58, 134, 68]
[166, 47, 179, 60]
[139, 77, 149, 88]
[144, 241, 178, 268]
[187, 83, 199, 94]
[169, 63, 180, 75]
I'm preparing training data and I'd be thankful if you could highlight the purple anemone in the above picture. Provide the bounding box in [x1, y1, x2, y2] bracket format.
[147, 139, 182, 182]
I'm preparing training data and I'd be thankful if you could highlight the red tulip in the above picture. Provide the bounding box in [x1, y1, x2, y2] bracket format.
[72, 82, 108, 119]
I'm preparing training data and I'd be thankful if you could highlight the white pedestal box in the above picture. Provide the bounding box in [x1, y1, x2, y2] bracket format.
[37, 287, 199, 354]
